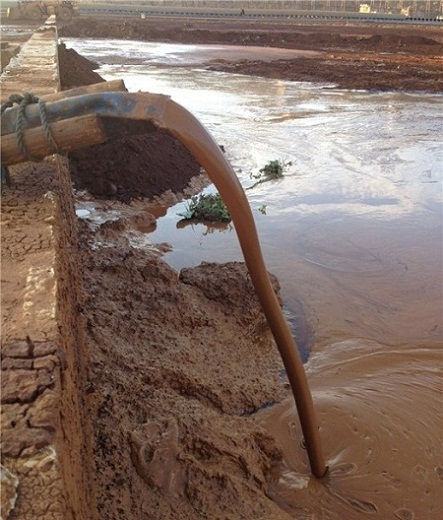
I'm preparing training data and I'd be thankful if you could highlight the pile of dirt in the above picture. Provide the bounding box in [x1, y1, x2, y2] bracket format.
[0, 43, 20, 72]
[207, 51, 443, 91]
[57, 43, 203, 202]
[69, 131, 203, 202]
[58, 42, 105, 90]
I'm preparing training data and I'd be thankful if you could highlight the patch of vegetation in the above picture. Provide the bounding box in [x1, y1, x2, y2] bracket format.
[258, 159, 286, 179]
[248, 159, 292, 190]
[257, 204, 267, 215]
[178, 192, 231, 222]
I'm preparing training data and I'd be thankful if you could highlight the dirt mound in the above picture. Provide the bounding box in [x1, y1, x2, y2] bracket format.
[58, 42, 105, 89]
[57, 41, 204, 203]
[69, 131, 203, 202]
[366, 33, 440, 46]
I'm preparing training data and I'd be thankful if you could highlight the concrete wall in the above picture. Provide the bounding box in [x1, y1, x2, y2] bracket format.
[1, 18, 93, 520]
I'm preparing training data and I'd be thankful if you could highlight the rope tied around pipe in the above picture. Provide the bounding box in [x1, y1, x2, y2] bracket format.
[1, 92, 64, 163]
[1, 92, 65, 189]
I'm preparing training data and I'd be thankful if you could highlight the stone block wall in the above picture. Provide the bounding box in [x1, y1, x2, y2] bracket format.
[1, 19, 93, 520]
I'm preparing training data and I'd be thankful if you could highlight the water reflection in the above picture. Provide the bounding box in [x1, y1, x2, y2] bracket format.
[176, 219, 233, 235]
[65, 38, 442, 348]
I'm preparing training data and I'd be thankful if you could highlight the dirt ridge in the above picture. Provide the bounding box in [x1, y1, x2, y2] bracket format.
[58, 16, 443, 92]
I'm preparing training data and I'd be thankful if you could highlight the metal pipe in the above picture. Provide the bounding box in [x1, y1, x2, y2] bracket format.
[1, 91, 327, 477]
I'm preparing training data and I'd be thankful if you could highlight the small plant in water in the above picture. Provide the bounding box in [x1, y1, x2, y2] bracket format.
[178, 192, 231, 222]
[258, 159, 286, 179]
[258, 204, 267, 215]
[248, 159, 292, 189]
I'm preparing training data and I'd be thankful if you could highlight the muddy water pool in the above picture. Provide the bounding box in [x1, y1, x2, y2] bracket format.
[66, 38, 442, 518]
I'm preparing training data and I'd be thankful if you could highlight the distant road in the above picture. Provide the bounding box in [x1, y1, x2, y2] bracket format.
[1, 0, 441, 26]
[77, 3, 442, 25]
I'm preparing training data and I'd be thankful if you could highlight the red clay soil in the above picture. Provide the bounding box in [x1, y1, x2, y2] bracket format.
[79, 246, 290, 519]
[57, 44, 203, 201]
[59, 15, 443, 92]
[68, 131, 202, 202]
[58, 41, 105, 90]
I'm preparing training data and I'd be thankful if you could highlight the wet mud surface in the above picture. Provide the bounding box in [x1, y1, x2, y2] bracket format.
[80, 247, 291, 519]
[58, 15, 443, 92]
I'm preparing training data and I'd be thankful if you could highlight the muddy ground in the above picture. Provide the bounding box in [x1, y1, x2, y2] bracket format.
[57, 17, 442, 519]
[51, 30, 295, 520]
[2, 15, 441, 520]
[58, 15, 443, 92]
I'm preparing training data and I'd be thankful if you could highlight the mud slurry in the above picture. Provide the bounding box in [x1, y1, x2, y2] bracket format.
[80, 237, 292, 518]
[259, 339, 442, 519]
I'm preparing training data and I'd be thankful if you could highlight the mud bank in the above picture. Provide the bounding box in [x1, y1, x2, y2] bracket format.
[58, 16, 443, 92]
[80, 245, 292, 519]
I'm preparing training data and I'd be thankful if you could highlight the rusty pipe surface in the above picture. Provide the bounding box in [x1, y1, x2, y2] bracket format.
[1, 91, 327, 477]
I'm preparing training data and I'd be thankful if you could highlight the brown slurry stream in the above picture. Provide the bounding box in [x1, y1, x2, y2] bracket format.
[259, 340, 442, 519]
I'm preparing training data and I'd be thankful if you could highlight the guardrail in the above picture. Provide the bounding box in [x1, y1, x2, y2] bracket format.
[1, 1, 440, 24]
[76, 3, 443, 24]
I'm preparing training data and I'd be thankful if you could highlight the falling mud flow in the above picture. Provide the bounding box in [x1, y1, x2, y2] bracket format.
[59, 37, 443, 519]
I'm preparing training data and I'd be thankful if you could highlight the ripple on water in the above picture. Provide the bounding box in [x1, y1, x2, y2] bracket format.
[255, 339, 441, 520]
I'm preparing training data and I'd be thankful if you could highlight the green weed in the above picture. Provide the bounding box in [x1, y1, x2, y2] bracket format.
[178, 192, 231, 222]
[248, 159, 292, 189]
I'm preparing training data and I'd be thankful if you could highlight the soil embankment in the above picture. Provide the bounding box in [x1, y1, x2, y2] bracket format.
[59, 15, 443, 92]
